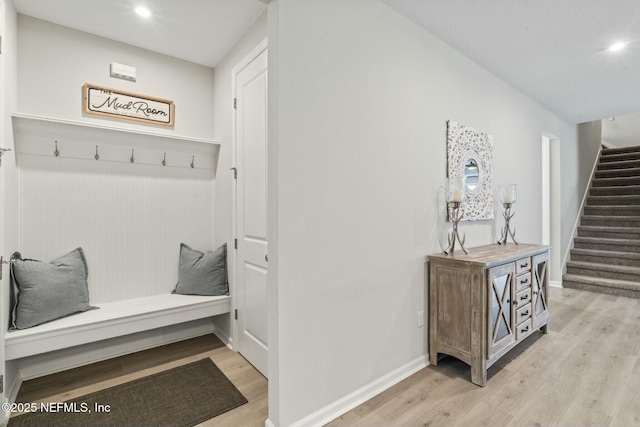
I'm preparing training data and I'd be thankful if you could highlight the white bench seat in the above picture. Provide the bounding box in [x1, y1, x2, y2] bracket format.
[5, 294, 231, 360]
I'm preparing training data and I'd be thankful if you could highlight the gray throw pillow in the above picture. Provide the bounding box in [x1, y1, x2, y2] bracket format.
[10, 248, 96, 330]
[173, 243, 229, 296]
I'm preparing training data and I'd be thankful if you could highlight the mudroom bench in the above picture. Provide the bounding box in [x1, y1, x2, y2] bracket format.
[5, 293, 231, 360]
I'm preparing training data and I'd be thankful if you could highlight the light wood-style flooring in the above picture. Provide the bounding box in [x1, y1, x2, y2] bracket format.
[12, 334, 268, 427]
[329, 287, 640, 427]
[13, 287, 640, 427]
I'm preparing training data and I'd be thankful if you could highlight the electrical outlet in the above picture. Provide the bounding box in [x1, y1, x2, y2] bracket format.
[417, 310, 424, 328]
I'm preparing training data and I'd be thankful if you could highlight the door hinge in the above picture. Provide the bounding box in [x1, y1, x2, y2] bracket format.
[234, 309, 238, 320]
[234, 239, 238, 250]
[0, 374, 3, 394]
[230, 167, 237, 180]
[233, 98, 237, 109]
[0, 35, 3, 55]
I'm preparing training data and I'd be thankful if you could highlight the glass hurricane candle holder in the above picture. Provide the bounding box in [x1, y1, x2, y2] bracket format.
[499, 184, 517, 206]
[497, 184, 518, 245]
[444, 175, 469, 255]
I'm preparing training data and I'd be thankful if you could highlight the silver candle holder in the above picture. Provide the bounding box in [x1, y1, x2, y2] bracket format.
[444, 176, 469, 255]
[497, 184, 518, 245]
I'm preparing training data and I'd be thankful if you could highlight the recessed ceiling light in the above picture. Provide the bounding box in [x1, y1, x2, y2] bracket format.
[608, 41, 628, 52]
[135, 6, 151, 17]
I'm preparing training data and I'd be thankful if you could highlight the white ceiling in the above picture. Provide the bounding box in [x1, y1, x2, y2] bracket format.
[12, 0, 267, 68]
[12, 0, 640, 125]
[381, 0, 640, 124]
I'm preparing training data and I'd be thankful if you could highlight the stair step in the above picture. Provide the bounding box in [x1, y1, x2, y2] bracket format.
[578, 226, 640, 240]
[584, 205, 640, 215]
[570, 248, 640, 267]
[569, 144, 640, 298]
[602, 146, 640, 156]
[587, 194, 640, 206]
[597, 159, 640, 170]
[566, 261, 640, 282]
[591, 176, 640, 187]
[581, 215, 640, 227]
[595, 167, 640, 179]
[562, 274, 640, 299]
[574, 236, 640, 253]
[599, 151, 640, 163]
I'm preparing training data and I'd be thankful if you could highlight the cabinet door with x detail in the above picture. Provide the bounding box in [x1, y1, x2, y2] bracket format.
[487, 262, 516, 359]
[531, 252, 550, 332]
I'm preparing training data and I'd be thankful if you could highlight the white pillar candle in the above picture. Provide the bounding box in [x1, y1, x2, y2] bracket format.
[451, 188, 463, 202]
[503, 193, 513, 203]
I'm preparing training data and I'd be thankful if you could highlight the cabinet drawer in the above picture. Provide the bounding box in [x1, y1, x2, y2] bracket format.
[515, 272, 531, 291]
[514, 288, 531, 308]
[516, 319, 532, 340]
[516, 257, 531, 274]
[516, 303, 532, 325]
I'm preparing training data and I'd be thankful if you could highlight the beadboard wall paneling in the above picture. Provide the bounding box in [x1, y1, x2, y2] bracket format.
[18, 154, 215, 303]
[13, 116, 220, 305]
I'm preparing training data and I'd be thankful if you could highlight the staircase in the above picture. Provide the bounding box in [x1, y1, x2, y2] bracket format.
[563, 145, 640, 298]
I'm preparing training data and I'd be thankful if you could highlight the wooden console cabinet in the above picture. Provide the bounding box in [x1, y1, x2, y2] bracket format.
[428, 243, 550, 386]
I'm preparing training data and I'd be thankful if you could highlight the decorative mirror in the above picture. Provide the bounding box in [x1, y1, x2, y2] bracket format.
[464, 158, 479, 193]
[446, 120, 494, 221]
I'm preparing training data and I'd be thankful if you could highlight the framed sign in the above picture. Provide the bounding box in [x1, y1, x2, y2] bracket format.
[83, 83, 175, 127]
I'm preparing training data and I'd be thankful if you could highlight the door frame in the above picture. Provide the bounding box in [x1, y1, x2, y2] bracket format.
[541, 135, 551, 246]
[541, 131, 562, 287]
[230, 38, 268, 350]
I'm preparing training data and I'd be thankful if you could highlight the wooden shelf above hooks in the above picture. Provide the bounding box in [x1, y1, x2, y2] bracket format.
[11, 114, 220, 170]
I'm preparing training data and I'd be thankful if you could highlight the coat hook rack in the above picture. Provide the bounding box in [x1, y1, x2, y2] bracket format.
[95, 145, 100, 161]
[54, 140, 60, 157]
[130, 149, 135, 164]
[162, 152, 167, 166]
[191, 155, 195, 169]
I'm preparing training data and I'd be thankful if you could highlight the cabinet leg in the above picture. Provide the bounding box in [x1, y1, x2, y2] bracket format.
[471, 364, 487, 387]
[429, 348, 438, 367]
[541, 323, 548, 334]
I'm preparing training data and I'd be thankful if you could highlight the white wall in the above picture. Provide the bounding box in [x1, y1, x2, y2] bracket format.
[602, 112, 640, 148]
[268, 1, 579, 425]
[550, 137, 562, 284]
[1, 0, 19, 417]
[212, 12, 268, 344]
[17, 15, 215, 141]
[558, 121, 602, 271]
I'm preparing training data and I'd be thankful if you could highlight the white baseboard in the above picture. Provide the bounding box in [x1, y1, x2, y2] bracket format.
[550, 280, 563, 288]
[289, 355, 429, 427]
[213, 325, 232, 350]
[265, 419, 277, 427]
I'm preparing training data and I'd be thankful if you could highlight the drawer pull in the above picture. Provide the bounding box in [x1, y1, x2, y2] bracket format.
[520, 263, 528, 268]
[520, 278, 529, 285]
[522, 310, 529, 316]
[520, 295, 528, 300]
[521, 326, 529, 333]
[533, 290, 539, 295]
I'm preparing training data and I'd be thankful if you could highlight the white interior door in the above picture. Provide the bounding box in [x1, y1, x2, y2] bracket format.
[235, 44, 268, 378]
